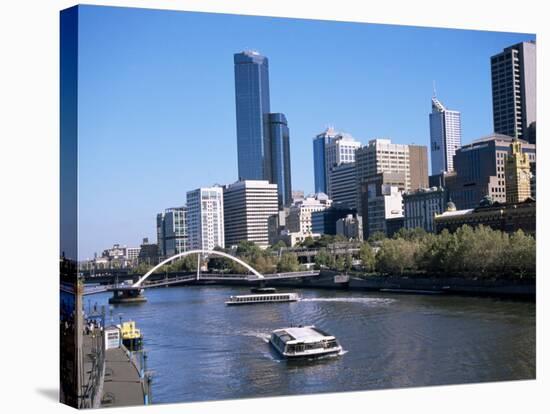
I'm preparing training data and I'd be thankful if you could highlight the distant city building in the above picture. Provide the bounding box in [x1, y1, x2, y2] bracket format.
[491, 41, 536, 142]
[505, 140, 531, 204]
[409, 144, 429, 190]
[313, 127, 339, 193]
[429, 96, 461, 174]
[363, 182, 404, 238]
[186, 187, 225, 250]
[355, 138, 428, 215]
[435, 198, 535, 236]
[138, 237, 160, 265]
[234, 50, 271, 181]
[526, 121, 536, 146]
[445, 134, 535, 209]
[268, 113, 292, 207]
[311, 203, 356, 236]
[386, 216, 405, 238]
[268, 209, 289, 246]
[157, 207, 188, 258]
[336, 214, 363, 241]
[287, 193, 332, 235]
[223, 180, 278, 248]
[403, 187, 448, 232]
[328, 162, 357, 210]
[291, 190, 304, 203]
[278, 230, 320, 248]
[125, 247, 141, 262]
[359, 171, 406, 238]
[325, 132, 361, 170]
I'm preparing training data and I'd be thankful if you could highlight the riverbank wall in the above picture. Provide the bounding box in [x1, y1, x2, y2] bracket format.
[196, 272, 535, 300]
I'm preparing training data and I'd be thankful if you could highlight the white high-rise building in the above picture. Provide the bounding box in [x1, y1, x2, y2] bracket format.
[325, 132, 361, 169]
[287, 193, 332, 235]
[223, 180, 279, 248]
[429, 96, 462, 174]
[186, 187, 224, 251]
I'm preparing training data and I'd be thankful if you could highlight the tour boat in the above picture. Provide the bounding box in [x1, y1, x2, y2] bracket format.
[225, 292, 300, 305]
[269, 325, 343, 359]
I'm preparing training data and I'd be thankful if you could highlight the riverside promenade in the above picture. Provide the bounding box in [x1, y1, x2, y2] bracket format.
[100, 346, 148, 407]
[80, 330, 148, 408]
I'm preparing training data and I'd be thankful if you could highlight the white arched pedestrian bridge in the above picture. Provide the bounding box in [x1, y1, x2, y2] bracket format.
[132, 249, 265, 288]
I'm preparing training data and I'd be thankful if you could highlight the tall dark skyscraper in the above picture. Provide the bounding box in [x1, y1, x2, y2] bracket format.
[268, 113, 292, 207]
[234, 50, 293, 208]
[491, 41, 536, 142]
[234, 50, 271, 181]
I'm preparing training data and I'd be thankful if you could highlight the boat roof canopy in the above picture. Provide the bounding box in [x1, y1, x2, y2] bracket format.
[275, 326, 335, 344]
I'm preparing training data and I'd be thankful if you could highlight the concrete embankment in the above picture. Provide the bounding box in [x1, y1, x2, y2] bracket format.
[197, 271, 535, 300]
[100, 345, 148, 407]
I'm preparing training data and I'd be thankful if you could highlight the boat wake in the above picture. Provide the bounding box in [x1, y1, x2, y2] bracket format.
[238, 330, 271, 343]
[300, 297, 395, 306]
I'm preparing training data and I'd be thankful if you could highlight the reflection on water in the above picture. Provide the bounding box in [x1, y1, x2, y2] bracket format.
[92, 285, 535, 404]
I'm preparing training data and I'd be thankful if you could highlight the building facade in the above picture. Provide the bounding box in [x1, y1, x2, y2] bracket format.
[491, 41, 536, 142]
[223, 180, 279, 248]
[435, 198, 535, 236]
[313, 127, 338, 194]
[328, 162, 357, 210]
[355, 139, 428, 215]
[505, 139, 531, 204]
[186, 187, 225, 251]
[157, 207, 188, 258]
[446, 134, 535, 209]
[268, 113, 292, 207]
[429, 96, 462, 174]
[403, 187, 448, 232]
[234, 50, 271, 181]
[311, 203, 356, 236]
[336, 214, 363, 241]
[325, 132, 361, 170]
[138, 238, 160, 265]
[287, 193, 332, 235]
[363, 182, 404, 237]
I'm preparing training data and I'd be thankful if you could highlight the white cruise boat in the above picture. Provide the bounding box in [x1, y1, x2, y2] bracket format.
[269, 325, 342, 359]
[225, 292, 300, 306]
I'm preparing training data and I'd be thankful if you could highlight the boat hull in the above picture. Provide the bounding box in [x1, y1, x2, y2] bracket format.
[269, 341, 342, 359]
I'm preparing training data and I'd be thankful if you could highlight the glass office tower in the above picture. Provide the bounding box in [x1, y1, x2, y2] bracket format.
[313, 127, 338, 193]
[429, 96, 461, 175]
[234, 50, 271, 181]
[269, 113, 292, 207]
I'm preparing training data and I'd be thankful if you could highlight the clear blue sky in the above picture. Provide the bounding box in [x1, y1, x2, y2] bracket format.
[75, 5, 534, 259]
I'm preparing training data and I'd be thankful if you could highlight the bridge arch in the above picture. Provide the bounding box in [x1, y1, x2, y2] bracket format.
[132, 249, 264, 287]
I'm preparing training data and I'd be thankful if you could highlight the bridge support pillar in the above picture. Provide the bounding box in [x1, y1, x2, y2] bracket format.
[108, 287, 147, 304]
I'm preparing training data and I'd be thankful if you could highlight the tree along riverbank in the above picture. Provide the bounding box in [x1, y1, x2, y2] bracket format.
[131, 225, 535, 283]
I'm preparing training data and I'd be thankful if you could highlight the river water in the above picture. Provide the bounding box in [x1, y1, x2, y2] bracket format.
[90, 285, 535, 404]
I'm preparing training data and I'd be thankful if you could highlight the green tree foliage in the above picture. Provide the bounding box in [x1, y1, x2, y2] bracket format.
[271, 240, 288, 250]
[358, 243, 376, 273]
[277, 252, 300, 272]
[376, 238, 419, 275]
[368, 231, 387, 244]
[410, 225, 535, 279]
[314, 248, 331, 269]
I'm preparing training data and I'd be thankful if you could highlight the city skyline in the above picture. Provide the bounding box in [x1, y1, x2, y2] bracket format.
[75, 5, 534, 259]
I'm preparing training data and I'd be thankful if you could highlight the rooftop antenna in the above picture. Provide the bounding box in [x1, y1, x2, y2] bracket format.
[432, 80, 437, 98]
